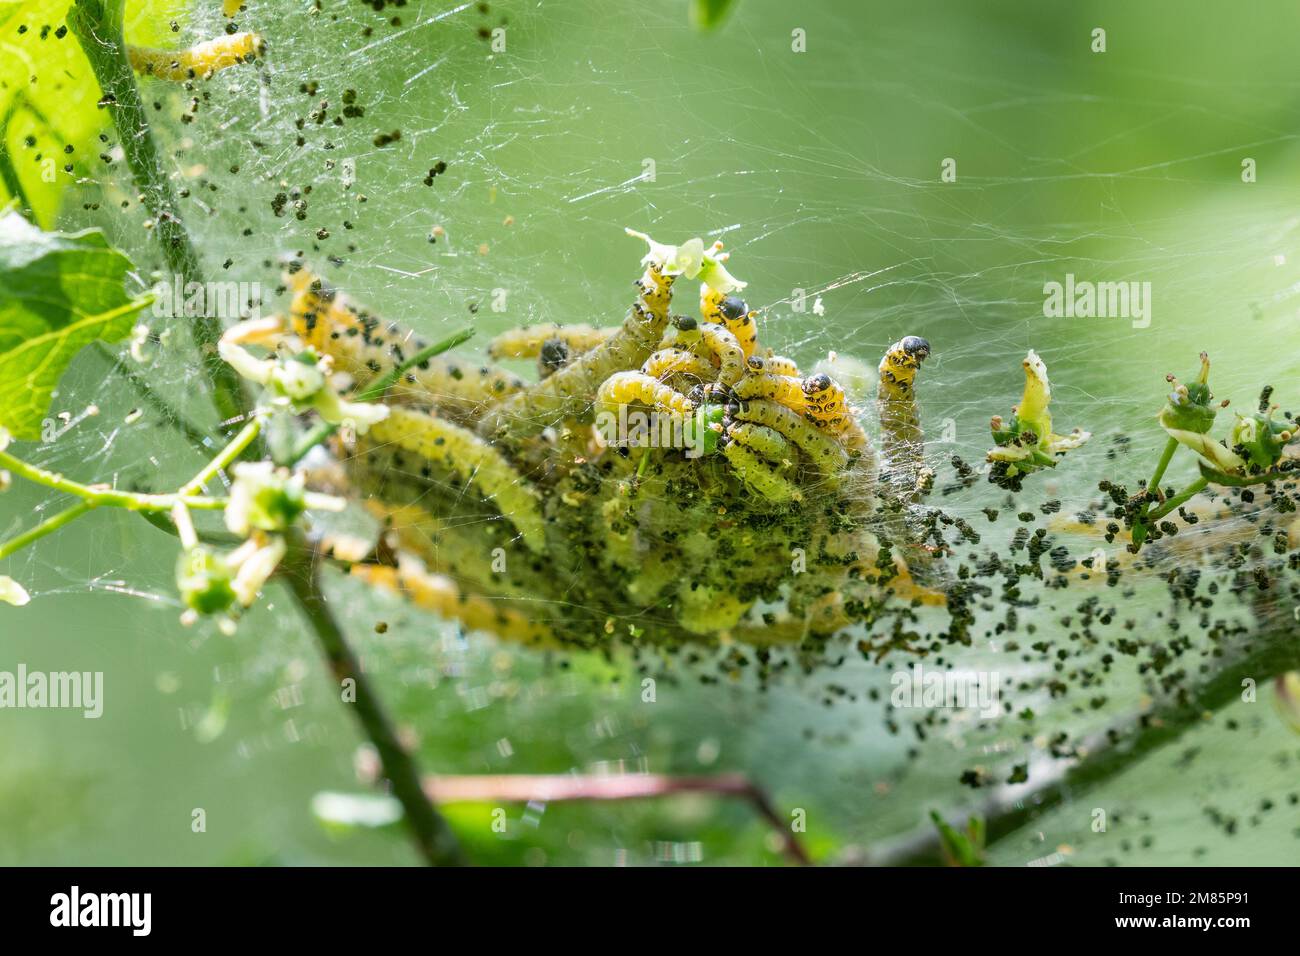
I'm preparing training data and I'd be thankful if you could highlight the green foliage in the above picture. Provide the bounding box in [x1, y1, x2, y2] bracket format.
[930, 810, 986, 867]
[0, 210, 150, 438]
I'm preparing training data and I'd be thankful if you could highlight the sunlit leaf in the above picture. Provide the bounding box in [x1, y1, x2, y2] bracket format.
[0, 210, 151, 439]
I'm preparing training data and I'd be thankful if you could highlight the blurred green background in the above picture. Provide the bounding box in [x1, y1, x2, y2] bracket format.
[2, 0, 1299, 865]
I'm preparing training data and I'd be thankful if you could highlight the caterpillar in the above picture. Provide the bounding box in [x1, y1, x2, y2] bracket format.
[802, 373, 849, 429]
[698, 323, 746, 387]
[597, 370, 694, 417]
[702, 289, 758, 359]
[733, 399, 849, 477]
[487, 323, 616, 361]
[877, 335, 932, 499]
[641, 347, 716, 383]
[733, 371, 807, 412]
[222, 0, 243, 16]
[722, 440, 801, 503]
[747, 354, 800, 378]
[351, 557, 553, 647]
[366, 407, 546, 553]
[480, 259, 678, 439]
[127, 33, 265, 81]
[724, 421, 794, 466]
[286, 268, 525, 419]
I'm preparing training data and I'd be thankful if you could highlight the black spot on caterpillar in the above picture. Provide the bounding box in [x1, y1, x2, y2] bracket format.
[488, 323, 616, 360]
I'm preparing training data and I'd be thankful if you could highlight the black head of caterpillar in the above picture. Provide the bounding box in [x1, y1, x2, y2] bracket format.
[538, 337, 570, 378]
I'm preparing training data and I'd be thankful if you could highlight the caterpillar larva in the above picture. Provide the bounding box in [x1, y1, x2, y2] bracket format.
[537, 338, 571, 379]
[127, 33, 265, 81]
[480, 260, 677, 439]
[487, 323, 616, 361]
[222, 0, 243, 17]
[802, 372, 850, 430]
[702, 289, 758, 359]
[698, 323, 746, 387]
[597, 370, 694, 417]
[366, 407, 546, 553]
[733, 371, 807, 412]
[351, 557, 553, 646]
[722, 440, 801, 503]
[725, 421, 794, 466]
[747, 354, 800, 377]
[877, 335, 932, 499]
[287, 269, 525, 419]
[641, 347, 716, 383]
[733, 399, 849, 476]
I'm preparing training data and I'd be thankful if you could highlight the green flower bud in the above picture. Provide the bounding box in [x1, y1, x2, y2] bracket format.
[1157, 352, 1218, 435]
[1230, 410, 1295, 470]
[225, 462, 306, 536]
[176, 547, 236, 615]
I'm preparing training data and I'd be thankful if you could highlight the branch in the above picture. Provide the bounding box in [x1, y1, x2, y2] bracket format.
[69, 0, 251, 428]
[282, 532, 465, 867]
[865, 608, 1300, 866]
[422, 772, 810, 866]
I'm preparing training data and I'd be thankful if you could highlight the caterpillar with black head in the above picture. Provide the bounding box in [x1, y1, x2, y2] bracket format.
[702, 289, 758, 359]
[734, 371, 807, 412]
[487, 323, 616, 361]
[597, 371, 694, 417]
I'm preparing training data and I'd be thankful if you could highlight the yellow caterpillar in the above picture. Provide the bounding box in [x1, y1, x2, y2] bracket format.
[597, 371, 694, 417]
[733, 372, 807, 412]
[222, 0, 243, 16]
[733, 399, 848, 476]
[722, 441, 801, 503]
[802, 373, 849, 429]
[878, 335, 931, 399]
[481, 261, 677, 438]
[641, 348, 716, 383]
[747, 354, 800, 377]
[128, 33, 265, 81]
[351, 557, 553, 647]
[725, 421, 794, 466]
[698, 323, 746, 387]
[287, 269, 525, 418]
[702, 288, 758, 359]
[366, 407, 546, 553]
[487, 323, 616, 361]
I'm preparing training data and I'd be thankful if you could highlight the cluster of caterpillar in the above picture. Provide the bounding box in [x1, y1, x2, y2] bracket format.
[582, 244, 885, 502]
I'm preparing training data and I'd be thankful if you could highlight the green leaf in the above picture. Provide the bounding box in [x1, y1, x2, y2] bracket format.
[0, 210, 150, 439]
[689, 0, 739, 31]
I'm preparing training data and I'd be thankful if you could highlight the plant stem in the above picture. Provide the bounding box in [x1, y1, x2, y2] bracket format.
[0, 448, 223, 511]
[1131, 436, 1178, 546]
[179, 416, 261, 497]
[281, 531, 466, 867]
[0, 502, 94, 560]
[1147, 476, 1208, 523]
[285, 327, 474, 465]
[865, 607, 1300, 866]
[68, 0, 250, 428]
[420, 772, 810, 866]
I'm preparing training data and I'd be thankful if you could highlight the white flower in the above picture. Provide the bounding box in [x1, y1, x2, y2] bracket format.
[0, 575, 30, 607]
[312, 388, 390, 435]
